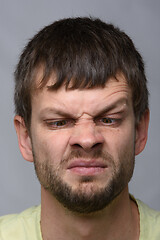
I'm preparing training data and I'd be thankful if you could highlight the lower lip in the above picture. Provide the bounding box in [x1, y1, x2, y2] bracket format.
[68, 167, 106, 175]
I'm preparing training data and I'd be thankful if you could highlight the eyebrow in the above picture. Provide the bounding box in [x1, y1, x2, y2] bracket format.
[39, 98, 129, 119]
[39, 108, 74, 119]
[96, 98, 129, 117]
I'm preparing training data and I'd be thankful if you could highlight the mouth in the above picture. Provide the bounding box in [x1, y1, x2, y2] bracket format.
[67, 160, 108, 176]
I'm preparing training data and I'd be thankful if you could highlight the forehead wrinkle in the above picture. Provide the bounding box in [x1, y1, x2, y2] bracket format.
[34, 75, 131, 119]
[42, 97, 129, 119]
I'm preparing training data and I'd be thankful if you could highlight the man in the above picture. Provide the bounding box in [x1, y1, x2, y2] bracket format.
[0, 17, 159, 240]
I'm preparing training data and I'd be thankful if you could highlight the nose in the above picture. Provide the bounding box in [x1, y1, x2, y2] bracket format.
[69, 121, 104, 151]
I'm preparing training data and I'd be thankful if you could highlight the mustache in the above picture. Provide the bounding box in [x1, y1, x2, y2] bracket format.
[61, 149, 114, 165]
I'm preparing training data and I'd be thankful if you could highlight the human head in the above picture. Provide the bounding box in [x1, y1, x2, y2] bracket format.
[14, 17, 149, 129]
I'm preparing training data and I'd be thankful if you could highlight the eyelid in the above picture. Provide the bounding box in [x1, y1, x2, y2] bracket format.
[96, 116, 120, 123]
[44, 118, 75, 129]
[98, 109, 127, 119]
[94, 111, 124, 126]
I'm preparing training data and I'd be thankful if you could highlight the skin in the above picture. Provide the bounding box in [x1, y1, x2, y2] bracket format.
[14, 73, 149, 240]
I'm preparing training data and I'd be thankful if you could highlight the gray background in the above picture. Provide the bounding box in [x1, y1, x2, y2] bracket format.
[0, 0, 160, 215]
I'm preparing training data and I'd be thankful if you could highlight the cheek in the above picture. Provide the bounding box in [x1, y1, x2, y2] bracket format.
[32, 129, 70, 164]
[103, 127, 135, 159]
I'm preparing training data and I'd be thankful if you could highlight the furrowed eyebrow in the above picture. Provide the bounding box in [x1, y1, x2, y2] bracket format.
[39, 108, 75, 118]
[95, 98, 129, 117]
[39, 98, 129, 119]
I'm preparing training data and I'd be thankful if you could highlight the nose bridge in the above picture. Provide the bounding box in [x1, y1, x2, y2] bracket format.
[77, 118, 96, 136]
[69, 118, 104, 150]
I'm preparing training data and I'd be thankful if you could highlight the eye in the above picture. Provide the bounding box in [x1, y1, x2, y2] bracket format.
[53, 120, 67, 127]
[101, 118, 115, 124]
[97, 117, 120, 126]
[45, 119, 74, 129]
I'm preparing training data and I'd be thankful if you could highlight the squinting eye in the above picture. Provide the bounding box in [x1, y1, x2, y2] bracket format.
[101, 118, 115, 124]
[45, 120, 68, 127]
[45, 119, 74, 129]
[54, 120, 67, 127]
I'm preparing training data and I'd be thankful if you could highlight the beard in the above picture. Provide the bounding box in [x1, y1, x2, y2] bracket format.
[33, 148, 135, 214]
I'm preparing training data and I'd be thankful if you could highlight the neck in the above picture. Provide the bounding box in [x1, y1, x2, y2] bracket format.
[40, 187, 139, 240]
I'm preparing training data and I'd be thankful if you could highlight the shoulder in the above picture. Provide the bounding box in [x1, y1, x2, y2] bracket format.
[136, 199, 160, 239]
[0, 205, 42, 240]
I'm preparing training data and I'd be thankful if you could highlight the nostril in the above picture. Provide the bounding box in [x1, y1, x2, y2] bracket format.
[72, 143, 83, 148]
[91, 142, 102, 149]
[71, 142, 102, 151]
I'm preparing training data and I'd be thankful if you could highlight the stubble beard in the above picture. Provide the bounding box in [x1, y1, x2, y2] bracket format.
[33, 148, 135, 214]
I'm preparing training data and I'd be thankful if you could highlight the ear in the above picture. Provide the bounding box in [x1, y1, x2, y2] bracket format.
[14, 115, 34, 162]
[135, 110, 150, 156]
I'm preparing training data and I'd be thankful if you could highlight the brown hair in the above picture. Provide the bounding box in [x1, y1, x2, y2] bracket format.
[14, 17, 149, 128]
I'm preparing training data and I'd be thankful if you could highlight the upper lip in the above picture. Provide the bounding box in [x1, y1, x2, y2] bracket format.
[67, 160, 108, 169]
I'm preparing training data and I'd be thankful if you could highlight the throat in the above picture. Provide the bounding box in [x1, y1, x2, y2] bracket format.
[40, 187, 140, 240]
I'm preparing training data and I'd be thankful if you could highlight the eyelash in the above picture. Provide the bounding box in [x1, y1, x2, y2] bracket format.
[44, 117, 121, 129]
[99, 117, 118, 125]
[45, 119, 74, 129]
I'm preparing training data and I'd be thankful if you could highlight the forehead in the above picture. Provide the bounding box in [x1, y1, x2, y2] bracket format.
[32, 72, 132, 117]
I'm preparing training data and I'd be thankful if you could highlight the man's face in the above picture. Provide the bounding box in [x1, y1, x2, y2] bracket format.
[29, 74, 137, 213]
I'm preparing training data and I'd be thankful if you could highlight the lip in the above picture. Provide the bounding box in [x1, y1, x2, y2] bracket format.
[67, 159, 108, 176]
